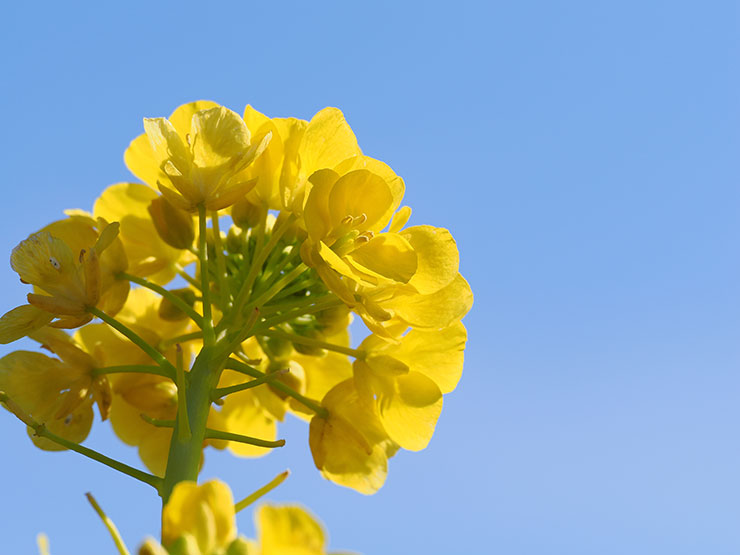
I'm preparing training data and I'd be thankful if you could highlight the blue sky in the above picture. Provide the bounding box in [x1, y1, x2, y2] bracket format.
[1, 1, 738, 553]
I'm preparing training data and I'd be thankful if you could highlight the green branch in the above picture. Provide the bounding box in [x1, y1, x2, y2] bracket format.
[87, 307, 176, 379]
[211, 369, 289, 401]
[235, 470, 290, 513]
[197, 203, 216, 346]
[117, 272, 203, 327]
[0, 391, 162, 491]
[226, 358, 328, 418]
[204, 427, 285, 448]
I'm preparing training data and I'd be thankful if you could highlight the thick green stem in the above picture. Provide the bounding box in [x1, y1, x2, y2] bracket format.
[160, 346, 223, 503]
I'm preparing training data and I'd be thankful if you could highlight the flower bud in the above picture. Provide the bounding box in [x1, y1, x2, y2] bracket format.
[257, 334, 293, 361]
[148, 196, 195, 249]
[231, 198, 264, 229]
[158, 288, 197, 321]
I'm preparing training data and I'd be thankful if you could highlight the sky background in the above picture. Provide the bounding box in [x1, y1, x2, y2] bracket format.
[1, 1, 739, 553]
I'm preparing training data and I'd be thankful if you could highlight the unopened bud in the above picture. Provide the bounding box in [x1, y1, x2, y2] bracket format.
[316, 304, 352, 336]
[257, 334, 293, 361]
[225, 537, 251, 555]
[231, 198, 264, 229]
[291, 327, 328, 357]
[158, 288, 197, 321]
[148, 196, 195, 249]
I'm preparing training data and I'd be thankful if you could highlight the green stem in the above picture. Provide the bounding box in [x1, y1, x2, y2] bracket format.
[232, 214, 294, 319]
[258, 290, 327, 315]
[256, 297, 344, 331]
[86, 493, 131, 555]
[249, 263, 309, 309]
[234, 470, 290, 513]
[140, 415, 174, 428]
[118, 272, 203, 327]
[210, 211, 230, 311]
[211, 369, 288, 401]
[176, 266, 201, 290]
[204, 427, 285, 449]
[197, 204, 216, 346]
[92, 365, 173, 380]
[160, 346, 223, 503]
[262, 276, 319, 305]
[226, 358, 328, 418]
[160, 331, 203, 350]
[175, 345, 191, 442]
[0, 391, 161, 490]
[87, 307, 176, 378]
[261, 329, 364, 358]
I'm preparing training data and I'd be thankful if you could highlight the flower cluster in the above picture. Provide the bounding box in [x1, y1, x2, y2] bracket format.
[0, 101, 471, 552]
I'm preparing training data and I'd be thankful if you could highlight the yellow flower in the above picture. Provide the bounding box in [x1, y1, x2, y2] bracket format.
[126, 101, 272, 211]
[353, 322, 467, 451]
[0, 217, 128, 341]
[162, 480, 237, 554]
[251, 503, 356, 555]
[239, 105, 362, 214]
[75, 288, 195, 475]
[0, 327, 110, 451]
[309, 379, 397, 494]
[300, 168, 417, 306]
[94, 182, 193, 284]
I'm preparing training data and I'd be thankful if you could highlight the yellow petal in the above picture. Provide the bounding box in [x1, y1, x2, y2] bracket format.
[388, 206, 412, 233]
[0, 305, 53, 344]
[348, 232, 417, 284]
[124, 133, 161, 188]
[94, 183, 184, 283]
[138, 426, 173, 477]
[392, 323, 467, 393]
[256, 504, 326, 555]
[328, 170, 393, 232]
[11, 231, 78, 292]
[387, 273, 473, 329]
[162, 480, 236, 553]
[30, 398, 94, 451]
[378, 371, 443, 452]
[190, 106, 250, 168]
[300, 107, 360, 178]
[401, 225, 459, 294]
[308, 379, 390, 494]
[143, 117, 190, 173]
[304, 169, 340, 241]
[168, 100, 220, 137]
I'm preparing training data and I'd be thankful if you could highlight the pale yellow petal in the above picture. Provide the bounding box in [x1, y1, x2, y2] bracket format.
[0, 305, 53, 344]
[401, 225, 459, 294]
[377, 371, 442, 452]
[387, 273, 473, 329]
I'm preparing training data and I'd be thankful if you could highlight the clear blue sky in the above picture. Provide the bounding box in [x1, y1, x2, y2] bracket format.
[1, 1, 738, 553]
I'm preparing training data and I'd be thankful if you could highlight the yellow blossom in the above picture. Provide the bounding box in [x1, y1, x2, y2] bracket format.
[353, 322, 467, 451]
[0, 327, 109, 450]
[309, 379, 397, 494]
[162, 480, 237, 554]
[94, 182, 193, 284]
[126, 101, 271, 211]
